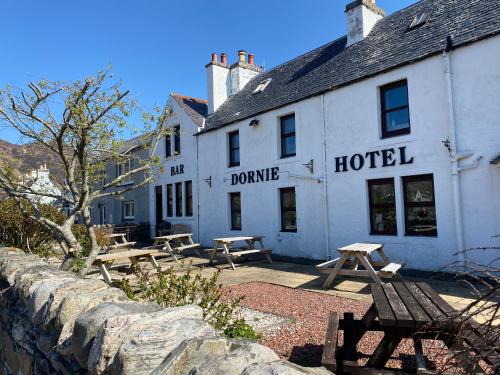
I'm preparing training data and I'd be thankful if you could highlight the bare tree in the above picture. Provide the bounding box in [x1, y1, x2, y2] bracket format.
[0, 69, 168, 275]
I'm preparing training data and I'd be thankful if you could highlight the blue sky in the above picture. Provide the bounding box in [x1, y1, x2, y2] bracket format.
[0, 0, 416, 144]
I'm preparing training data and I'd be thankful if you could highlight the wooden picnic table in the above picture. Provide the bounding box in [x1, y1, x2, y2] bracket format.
[207, 236, 272, 270]
[316, 242, 402, 288]
[93, 249, 159, 285]
[104, 232, 136, 253]
[322, 282, 499, 374]
[152, 233, 200, 262]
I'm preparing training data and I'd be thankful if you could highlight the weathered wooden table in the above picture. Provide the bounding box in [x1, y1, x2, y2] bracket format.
[93, 249, 160, 284]
[322, 282, 499, 374]
[152, 233, 200, 262]
[316, 243, 402, 288]
[104, 233, 136, 253]
[207, 236, 272, 270]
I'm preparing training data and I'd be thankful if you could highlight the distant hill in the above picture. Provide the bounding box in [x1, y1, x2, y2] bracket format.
[0, 139, 66, 184]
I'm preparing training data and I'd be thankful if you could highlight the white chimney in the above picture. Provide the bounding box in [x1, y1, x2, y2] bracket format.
[206, 50, 262, 115]
[345, 0, 385, 47]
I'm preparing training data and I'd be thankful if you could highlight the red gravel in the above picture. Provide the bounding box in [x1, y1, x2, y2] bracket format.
[224, 282, 462, 371]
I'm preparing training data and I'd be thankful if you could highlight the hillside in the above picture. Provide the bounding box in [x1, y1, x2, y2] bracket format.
[0, 139, 66, 183]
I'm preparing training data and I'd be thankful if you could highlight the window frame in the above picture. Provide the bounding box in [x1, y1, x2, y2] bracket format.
[173, 125, 181, 155]
[185, 180, 193, 217]
[402, 174, 437, 237]
[175, 181, 183, 217]
[122, 200, 135, 220]
[280, 113, 296, 159]
[166, 184, 173, 217]
[228, 130, 240, 167]
[165, 133, 172, 158]
[279, 187, 297, 233]
[229, 192, 242, 231]
[367, 178, 397, 236]
[380, 80, 411, 139]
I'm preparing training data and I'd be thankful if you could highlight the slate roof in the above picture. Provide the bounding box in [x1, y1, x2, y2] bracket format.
[171, 93, 208, 127]
[203, 0, 500, 132]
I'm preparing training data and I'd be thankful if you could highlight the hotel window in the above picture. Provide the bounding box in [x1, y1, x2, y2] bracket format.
[403, 174, 437, 236]
[185, 180, 193, 217]
[116, 159, 132, 184]
[122, 201, 135, 220]
[175, 182, 183, 217]
[280, 187, 297, 232]
[380, 80, 410, 138]
[173, 125, 181, 155]
[165, 133, 172, 157]
[166, 184, 173, 217]
[368, 178, 397, 235]
[228, 130, 240, 167]
[230, 192, 241, 230]
[280, 114, 296, 158]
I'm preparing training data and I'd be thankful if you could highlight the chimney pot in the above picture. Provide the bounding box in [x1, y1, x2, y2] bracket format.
[238, 50, 247, 63]
[211, 53, 218, 63]
[221, 53, 227, 65]
[248, 53, 255, 65]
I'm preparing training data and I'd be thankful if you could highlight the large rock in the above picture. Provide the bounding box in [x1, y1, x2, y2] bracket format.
[152, 336, 280, 375]
[0, 249, 46, 285]
[88, 305, 213, 374]
[72, 301, 161, 368]
[242, 361, 333, 374]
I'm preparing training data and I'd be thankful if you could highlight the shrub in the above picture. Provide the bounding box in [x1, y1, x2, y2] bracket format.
[121, 265, 260, 339]
[0, 198, 65, 256]
[71, 224, 111, 272]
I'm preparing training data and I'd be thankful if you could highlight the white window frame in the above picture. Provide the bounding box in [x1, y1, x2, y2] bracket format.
[123, 200, 135, 220]
[117, 159, 133, 185]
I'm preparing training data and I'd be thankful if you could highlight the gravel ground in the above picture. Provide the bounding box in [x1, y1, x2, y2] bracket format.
[224, 282, 462, 371]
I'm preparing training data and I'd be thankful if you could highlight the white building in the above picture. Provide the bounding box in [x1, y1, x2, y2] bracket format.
[192, 0, 500, 270]
[23, 164, 62, 206]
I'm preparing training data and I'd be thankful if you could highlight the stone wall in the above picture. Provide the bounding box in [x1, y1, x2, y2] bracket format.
[0, 248, 332, 375]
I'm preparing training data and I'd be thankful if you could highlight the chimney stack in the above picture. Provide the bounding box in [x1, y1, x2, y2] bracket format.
[221, 52, 227, 65]
[248, 53, 255, 65]
[238, 50, 247, 63]
[345, 0, 385, 47]
[211, 53, 218, 63]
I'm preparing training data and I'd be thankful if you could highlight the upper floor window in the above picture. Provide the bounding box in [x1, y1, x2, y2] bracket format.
[173, 125, 181, 155]
[380, 80, 410, 138]
[228, 130, 240, 167]
[280, 114, 296, 158]
[368, 178, 397, 235]
[165, 133, 172, 157]
[402, 174, 437, 236]
[116, 159, 132, 184]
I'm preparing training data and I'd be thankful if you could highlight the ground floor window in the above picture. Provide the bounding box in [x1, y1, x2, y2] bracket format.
[99, 204, 106, 225]
[175, 182, 183, 217]
[229, 192, 241, 230]
[402, 174, 437, 236]
[280, 187, 297, 232]
[185, 180, 193, 217]
[122, 201, 135, 220]
[166, 184, 173, 217]
[368, 178, 397, 235]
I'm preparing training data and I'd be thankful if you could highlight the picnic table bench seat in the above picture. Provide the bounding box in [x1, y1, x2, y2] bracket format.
[152, 233, 200, 262]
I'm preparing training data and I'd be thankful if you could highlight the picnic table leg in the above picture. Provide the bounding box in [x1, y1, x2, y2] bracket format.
[164, 242, 179, 263]
[366, 332, 402, 368]
[188, 236, 201, 257]
[149, 255, 159, 270]
[97, 261, 113, 285]
[208, 246, 218, 265]
[323, 255, 348, 289]
[413, 338, 427, 372]
[263, 251, 272, 264]
[224, 243, 236, 270]
[375, 247, 390, 266]
[357, 254, 383, 284]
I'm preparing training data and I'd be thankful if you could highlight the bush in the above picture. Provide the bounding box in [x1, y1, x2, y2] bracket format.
[0, 198, 65, 256]
[121, 265, 260, 339]
[71, 224, 111, 272]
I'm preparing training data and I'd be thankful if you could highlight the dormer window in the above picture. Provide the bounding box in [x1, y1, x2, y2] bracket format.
[408, 12, 430, 30]
[253, 78, 272, 94]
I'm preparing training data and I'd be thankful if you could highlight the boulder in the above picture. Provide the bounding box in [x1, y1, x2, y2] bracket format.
[153, 336, 280, 375]
[72, 301, 161, 368]
[242, 360, 333, 375]
[88, 305, 211, 374]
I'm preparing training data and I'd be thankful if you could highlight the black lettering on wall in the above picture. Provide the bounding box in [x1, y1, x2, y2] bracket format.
[399, 146, 414, 165]
[231, 174, 238, 186]
[382, 148, 396, 167]
[238, 172, 247, 185]
[248, 171, 256, 183]
[365, 151, 380, 169]
[256, 170, 264, 182]
[350, 154, 365, 171]
[335, 156, 348, 172]
[271, 167, 280, 181]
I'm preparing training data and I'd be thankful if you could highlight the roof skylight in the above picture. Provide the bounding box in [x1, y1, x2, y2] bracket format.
[408, 12, 430, 30]
[253, 78, 272, 94]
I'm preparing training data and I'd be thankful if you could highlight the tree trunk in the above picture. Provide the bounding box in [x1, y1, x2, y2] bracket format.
[79, 207, 100, 276]
[57, 222, 82, 271]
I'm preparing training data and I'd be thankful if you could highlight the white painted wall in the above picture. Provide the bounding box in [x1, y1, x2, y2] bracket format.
[345, 1, 384, 47]
[149, 96, 201, 240]
[207, 63, 230, 115]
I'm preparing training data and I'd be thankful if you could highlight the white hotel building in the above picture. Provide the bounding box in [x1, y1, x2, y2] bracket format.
[145, 0, 500, 271]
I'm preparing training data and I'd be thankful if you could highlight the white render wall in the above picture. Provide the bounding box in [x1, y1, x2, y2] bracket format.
[197, 35, 500, 271]
[149, 97, 201, 240]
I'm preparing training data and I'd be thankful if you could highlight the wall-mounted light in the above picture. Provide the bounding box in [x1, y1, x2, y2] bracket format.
[249, 119, 260, 127]
[303, 159, 314, 174]
[203, 176, 212, 187]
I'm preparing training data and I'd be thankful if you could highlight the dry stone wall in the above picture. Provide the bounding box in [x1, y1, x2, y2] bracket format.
[0, 248, 332, 375]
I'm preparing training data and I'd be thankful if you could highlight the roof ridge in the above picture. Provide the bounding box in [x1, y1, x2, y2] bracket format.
[171, 92, 208, 104]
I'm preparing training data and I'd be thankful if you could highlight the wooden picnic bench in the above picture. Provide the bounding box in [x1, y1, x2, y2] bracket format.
[104, 233, 136, 253]
[152, 233, 200, 262]
[207, 236, 272, 270]
[316, 243, 403, 288]
[93, 249, 160, 284]
[322, 282, 499, 374]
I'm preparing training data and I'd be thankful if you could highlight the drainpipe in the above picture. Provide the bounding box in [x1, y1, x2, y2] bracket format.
[442, 36, 466, 265]
[320, 94, 331, 260]
[195, 134, 201, 243]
